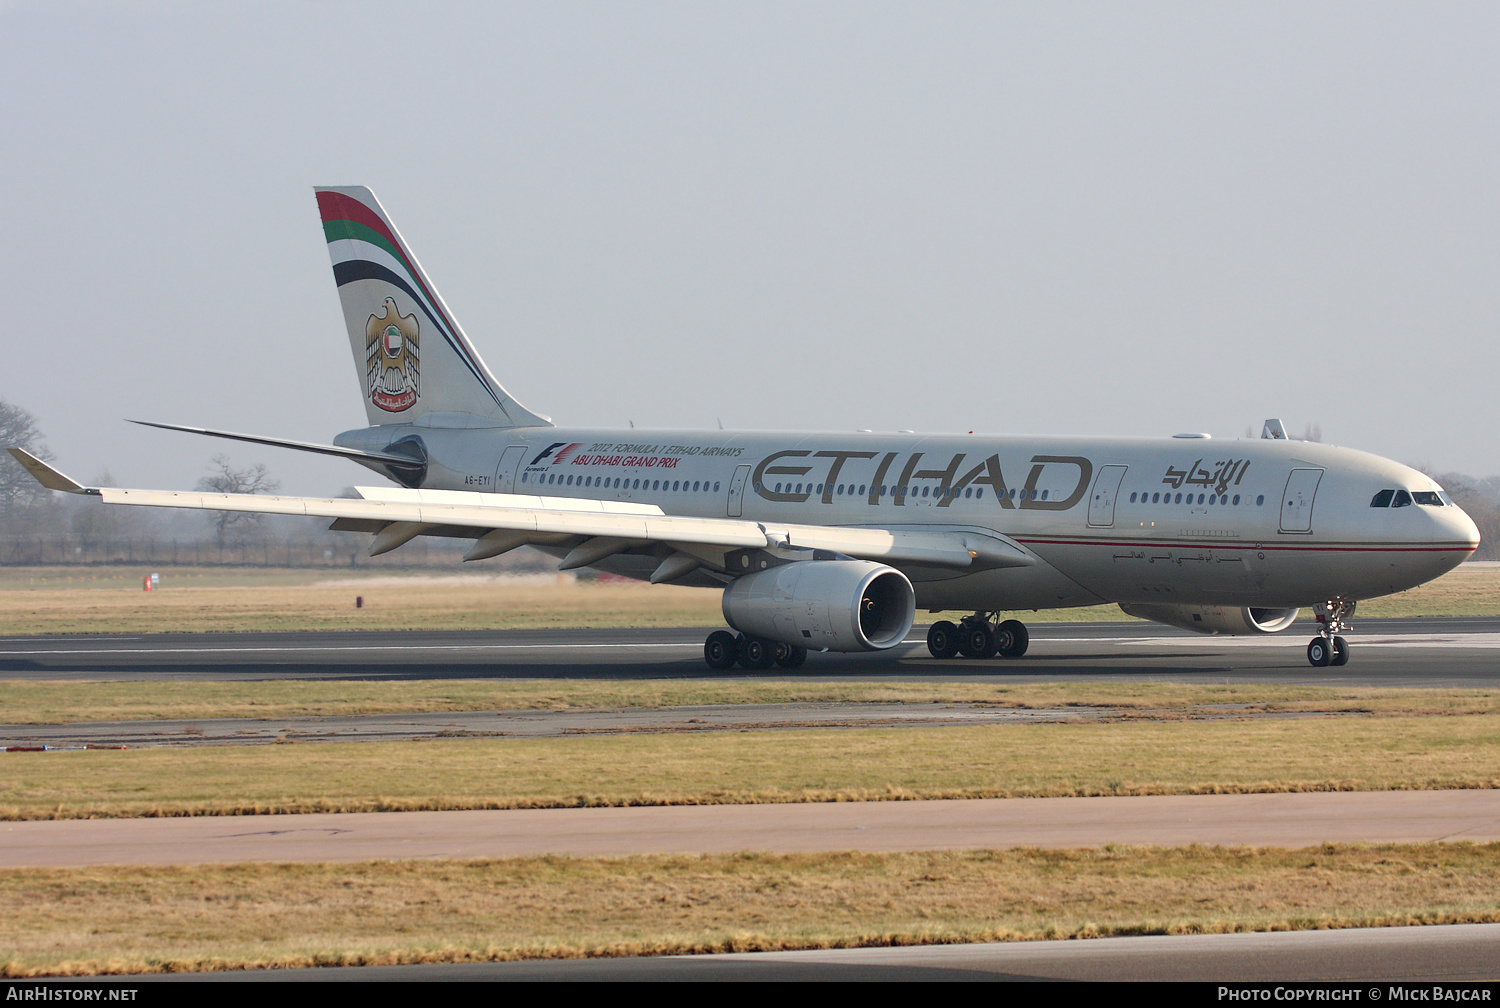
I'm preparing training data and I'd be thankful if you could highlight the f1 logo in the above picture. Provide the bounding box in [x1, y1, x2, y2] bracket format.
[529, 442, 577, 466]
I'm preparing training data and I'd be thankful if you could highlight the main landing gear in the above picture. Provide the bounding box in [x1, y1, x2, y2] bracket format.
[703, 630, 808, 670]
[1306, 599, 1355, 667]
[927, 612, 1029, 660]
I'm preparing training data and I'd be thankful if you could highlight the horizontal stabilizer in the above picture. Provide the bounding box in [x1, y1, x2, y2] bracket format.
[130, 420, 426, 471]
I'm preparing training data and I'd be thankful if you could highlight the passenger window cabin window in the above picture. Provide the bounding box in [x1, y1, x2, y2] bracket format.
[1371, 489, 1395, 508]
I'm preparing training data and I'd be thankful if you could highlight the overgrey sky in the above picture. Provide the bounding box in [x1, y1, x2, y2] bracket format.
[5, 1, 1497, 494]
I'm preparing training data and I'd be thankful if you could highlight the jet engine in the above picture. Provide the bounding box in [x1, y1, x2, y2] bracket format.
[1118, 603, 1300, 635]
[721, 560, 915, 652]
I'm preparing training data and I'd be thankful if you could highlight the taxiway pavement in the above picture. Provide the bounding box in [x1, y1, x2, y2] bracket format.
[143, 924, 1500, 982]
[6, 790, 1499, 868]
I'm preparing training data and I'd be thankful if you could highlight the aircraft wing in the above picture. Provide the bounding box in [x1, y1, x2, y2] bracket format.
[8, 449, 1034, 579]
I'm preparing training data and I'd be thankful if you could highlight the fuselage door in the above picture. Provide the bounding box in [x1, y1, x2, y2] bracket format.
[1279, 468, 1324, 533]
[727, 464, 752, 517]
[493, 445, 528, 494]
[1087, 465, 1128, 527]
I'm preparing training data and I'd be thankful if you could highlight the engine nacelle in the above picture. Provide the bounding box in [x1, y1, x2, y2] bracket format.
[722, 560, 915, 652]
[1118, 603, 1300, 635]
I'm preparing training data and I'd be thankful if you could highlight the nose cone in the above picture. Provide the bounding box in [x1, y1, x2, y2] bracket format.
[1415, 499, 1482, 588]
[1444, 500, 1482, 555]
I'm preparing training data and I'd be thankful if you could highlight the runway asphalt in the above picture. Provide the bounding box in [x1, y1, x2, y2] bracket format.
[2, 616, 1499, 686]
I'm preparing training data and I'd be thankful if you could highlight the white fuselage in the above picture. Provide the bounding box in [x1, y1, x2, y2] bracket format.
[335, 424, 1480, 612]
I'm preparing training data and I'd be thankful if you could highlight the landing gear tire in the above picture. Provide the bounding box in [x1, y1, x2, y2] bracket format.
[1311, 599, 1356, 667]
[704, 630, 738, 670]
[957, 624, 997, 659]
[995, 619, 1030, 658]
[927, 621, 960, 659]
[739, 636, 777, 670]
[773, 642, 808, 668]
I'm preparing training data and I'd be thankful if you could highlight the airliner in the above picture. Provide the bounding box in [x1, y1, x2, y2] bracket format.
[10, 187, 1480, 669]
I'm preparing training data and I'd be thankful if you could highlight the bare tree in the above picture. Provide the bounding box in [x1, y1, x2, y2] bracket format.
[0, 400, 60, 534]
[196, 454, 280, 546]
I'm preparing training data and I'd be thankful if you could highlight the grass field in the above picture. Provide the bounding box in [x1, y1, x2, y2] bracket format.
[3, 679, 1498, 726]
[5, 709, 1499, 819]
[0, 569, 724, 635]
[5, 843, 1499, 976]
[0, 561, 1495, 635]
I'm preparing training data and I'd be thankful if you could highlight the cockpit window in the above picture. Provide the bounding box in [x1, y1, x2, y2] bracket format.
[1392, 490, 1413, 507]
[1370, 489, 1395, 508]
[1412, 491, 1445, 506]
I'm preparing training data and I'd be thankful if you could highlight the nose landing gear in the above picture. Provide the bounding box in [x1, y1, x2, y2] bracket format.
[1306, 599, 1354, 667]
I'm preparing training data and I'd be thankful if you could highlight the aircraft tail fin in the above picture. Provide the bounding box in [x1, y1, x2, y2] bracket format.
[315, 187, 551, 430]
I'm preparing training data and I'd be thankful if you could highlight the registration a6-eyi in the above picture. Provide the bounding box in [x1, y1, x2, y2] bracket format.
[10, 188, 1480, 669]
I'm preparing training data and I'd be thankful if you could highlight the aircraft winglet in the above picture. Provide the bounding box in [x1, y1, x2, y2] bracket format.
[5, 449, 96, 494]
